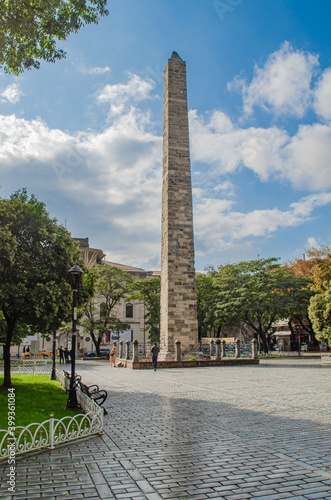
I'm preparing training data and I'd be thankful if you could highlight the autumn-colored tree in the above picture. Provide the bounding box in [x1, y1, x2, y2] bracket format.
[284, 258, 317, 345]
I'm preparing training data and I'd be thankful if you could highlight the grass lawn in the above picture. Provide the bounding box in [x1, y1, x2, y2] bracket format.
[0, 374, 81, 429]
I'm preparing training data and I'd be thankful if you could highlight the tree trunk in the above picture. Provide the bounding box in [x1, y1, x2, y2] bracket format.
[259, 328, 269, 354]
[90, 332, 101, 356]
[2, 326, 14, 388]
[96, 337, 102, 356]
[288, 318, 297, 351]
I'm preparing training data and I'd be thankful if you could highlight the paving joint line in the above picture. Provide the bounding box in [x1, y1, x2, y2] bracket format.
[86, 462, 116, 499]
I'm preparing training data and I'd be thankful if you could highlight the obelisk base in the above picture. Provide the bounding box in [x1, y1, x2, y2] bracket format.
[159, 340, 200, 361]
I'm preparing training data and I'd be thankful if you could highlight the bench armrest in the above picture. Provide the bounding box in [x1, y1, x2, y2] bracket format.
[87, 384, 100, 392]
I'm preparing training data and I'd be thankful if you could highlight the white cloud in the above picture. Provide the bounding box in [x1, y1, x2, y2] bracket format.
[190, 109, 288, 180]
[1, 60, 331, 269]
[0, 83, 23, 104]
[88, 66, 111, 75]
[0, 114, 76, 163]
[281, 123, 331, 190]
[314, 68, 331, 121]
[229, 42, 319, 117]
[190, 110, 331, 191]
[97, 74, 155, 117]
[0, 99, 162, 268]
[194, 192, 331, 257]
[306, 236, 319, 249]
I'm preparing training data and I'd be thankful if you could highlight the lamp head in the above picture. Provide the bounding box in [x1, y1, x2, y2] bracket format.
[68, 264, 84, 289]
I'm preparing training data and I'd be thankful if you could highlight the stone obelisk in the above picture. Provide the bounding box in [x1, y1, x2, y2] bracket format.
[160, 51, 199, 357]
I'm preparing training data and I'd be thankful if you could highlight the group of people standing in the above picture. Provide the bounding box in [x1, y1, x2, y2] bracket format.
[59, 346, 71, 364]
[57, 342, 161, 369]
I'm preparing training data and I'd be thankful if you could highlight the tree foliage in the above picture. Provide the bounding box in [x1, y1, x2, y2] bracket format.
[308, 283, 331, 346]
[302, 245, 331, 347]
[196, 273, 224, 340]
[80, 265, 133, 355]
[284, 257, 317, 344]
[0, 0, 109, 74]
[306, 245, 331, 292]
[211, 258, 313, 352]
[0, 188, 80, 387]
[127, 277, 160, 342]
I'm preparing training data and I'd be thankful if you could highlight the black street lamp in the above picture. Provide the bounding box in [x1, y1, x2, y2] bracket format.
[67, 264, 84, 409]
[50, 331, 57, 380]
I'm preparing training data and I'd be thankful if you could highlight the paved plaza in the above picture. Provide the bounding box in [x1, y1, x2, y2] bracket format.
[1, 358, 331, 500]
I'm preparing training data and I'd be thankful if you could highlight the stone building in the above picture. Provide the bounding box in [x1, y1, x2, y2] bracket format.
[72, 238, 159, 352]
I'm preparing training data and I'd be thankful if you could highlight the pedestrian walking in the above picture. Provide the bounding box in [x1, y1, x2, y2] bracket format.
[64, 347, 70, 363]
[151, 342, 159, 371]
[59, 346, 64, 364]
[109, 345, 117, 367]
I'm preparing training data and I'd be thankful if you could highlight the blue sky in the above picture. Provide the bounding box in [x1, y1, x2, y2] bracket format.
[1, 0, 331, 271]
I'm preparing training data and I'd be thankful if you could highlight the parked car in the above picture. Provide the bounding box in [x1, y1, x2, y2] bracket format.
[85, 349, 110, 358]
[22, 349, 52, 358]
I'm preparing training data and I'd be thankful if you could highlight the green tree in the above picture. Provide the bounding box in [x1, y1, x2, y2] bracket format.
[306, 244, 331, 292]
[0, 189, 80, 387]
[80, 265, 133, 355]
[308, 283, 331, 347]
[284, 257, 317, 346]
[196, 273, 224, 340]
[0, 0, 109, 74]
[127, 277, 160, 342]
[301, 245, 331, 347]
[212, 258, 313, 353]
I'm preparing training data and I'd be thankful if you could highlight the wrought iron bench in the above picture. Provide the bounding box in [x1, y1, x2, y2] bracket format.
[79, 381, 108, 415]
[63, 370, 82, 388]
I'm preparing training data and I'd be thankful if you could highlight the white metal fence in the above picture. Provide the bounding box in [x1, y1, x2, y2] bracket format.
[0, 359, 52, 375]
[321, 355, 331, 366]
[0, 369, 103, 461]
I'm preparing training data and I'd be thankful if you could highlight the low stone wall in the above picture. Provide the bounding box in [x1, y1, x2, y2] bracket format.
[118, 358, 259, 370]
[82, 357, 109, 361]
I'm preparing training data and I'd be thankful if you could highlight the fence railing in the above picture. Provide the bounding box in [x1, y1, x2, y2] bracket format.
[0, 369, 103, 461]
[115, 339, 257, 361]
[0, 359, 52, 375]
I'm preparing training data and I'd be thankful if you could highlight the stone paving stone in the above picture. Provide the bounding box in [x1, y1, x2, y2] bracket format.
[280, 497, 309, 500]
[251, 494, 292, 500]
[224, 494, 254, 500]
[1, 358, 331, 499]
[306, 494, 331, 499]
[300, 485, 331, 494]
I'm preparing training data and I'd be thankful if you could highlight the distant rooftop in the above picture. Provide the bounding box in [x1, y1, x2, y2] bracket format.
[74, 238, 160, 276]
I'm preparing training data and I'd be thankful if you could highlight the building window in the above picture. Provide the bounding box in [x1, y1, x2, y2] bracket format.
[100, 302, 107, 317]
[126, 303, 133, 318]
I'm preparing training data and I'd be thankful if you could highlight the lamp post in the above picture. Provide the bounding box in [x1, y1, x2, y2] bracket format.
[51, 332, 57, 380]
[67, 264, 84, 409]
